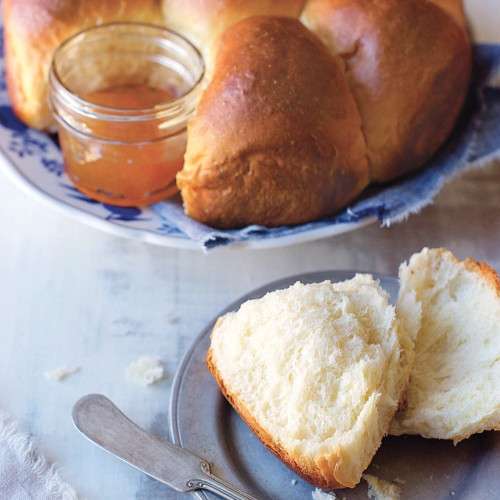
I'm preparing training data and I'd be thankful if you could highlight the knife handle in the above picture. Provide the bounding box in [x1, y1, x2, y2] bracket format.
[195, 461, 263, 500]
[72, 394, 262, 500]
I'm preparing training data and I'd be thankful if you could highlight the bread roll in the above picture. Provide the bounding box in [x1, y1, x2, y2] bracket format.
[207, 275, 414, 489]
[390, 248, 500, 443]
[301, 0, 471, 183]
[161, 0, 305, 72]
[3, 0, 163, 130]
[177, 16, 369, 229]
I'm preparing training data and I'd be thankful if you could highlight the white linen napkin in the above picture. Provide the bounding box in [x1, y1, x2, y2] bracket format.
[0, 411, 77, 500]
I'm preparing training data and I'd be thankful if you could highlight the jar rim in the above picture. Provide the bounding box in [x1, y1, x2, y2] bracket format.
[49, 21, 205, 121]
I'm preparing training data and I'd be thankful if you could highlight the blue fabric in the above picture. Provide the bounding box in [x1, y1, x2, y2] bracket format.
[153, 44, 500, 250]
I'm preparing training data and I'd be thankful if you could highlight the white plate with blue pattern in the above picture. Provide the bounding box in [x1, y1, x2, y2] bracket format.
[0, 118, 373, 250]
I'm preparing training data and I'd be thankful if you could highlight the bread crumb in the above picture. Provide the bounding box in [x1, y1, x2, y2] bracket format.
[393, 477, 406, 485]
[44, 365, 79, 382]
[363, 474, 401, 500]
[291, 479, 297, 485]
[311, 488, 337, 500]
[126, 356, 164, 386]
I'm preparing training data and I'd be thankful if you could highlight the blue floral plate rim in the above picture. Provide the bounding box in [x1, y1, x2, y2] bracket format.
[0, 143, 375, 250]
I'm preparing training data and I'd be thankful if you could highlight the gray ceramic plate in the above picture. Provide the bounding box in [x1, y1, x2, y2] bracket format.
[169, 271, 500, 500]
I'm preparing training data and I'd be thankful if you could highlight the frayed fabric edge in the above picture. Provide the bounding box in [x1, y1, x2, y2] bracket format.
[382, 150, 500, 227]
[0, 411, 78, 500]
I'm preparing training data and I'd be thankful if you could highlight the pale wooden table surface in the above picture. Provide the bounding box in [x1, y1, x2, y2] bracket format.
[0, 158, 499, 499]
[1, 2, 499, 498]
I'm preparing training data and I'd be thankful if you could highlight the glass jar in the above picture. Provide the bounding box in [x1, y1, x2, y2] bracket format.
[49, 23, 204, 206]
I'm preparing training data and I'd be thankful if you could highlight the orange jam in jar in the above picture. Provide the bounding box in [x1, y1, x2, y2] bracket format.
[81, 84, 177, 110]
[48, 23, 204, 206]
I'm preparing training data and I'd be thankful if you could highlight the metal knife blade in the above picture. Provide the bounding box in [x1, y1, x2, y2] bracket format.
[72, 394, 207, 492]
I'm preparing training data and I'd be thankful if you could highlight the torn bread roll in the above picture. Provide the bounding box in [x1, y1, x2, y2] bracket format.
[391, 248, 500, 443]
[207, 276, 414, 488]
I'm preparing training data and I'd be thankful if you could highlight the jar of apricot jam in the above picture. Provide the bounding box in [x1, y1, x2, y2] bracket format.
[48, 23, 204, 206]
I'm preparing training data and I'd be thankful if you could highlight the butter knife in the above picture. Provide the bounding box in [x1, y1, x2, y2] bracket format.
[72, 394, 261, 500]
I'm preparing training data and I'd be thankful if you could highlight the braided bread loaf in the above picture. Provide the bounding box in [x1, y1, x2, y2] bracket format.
[3, 0, 471, 227]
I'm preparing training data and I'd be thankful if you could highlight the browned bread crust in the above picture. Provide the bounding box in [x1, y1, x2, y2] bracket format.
[2, 0, 163, 130]
[430, 248, 500, 299]
[177, 16, 369, 228]
[464, 258, 500, 299]
[302, 0, 471, 183]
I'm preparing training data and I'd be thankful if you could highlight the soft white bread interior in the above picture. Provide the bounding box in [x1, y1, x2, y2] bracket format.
[390, 248, 500, 443]
[207, 275, 414, 489]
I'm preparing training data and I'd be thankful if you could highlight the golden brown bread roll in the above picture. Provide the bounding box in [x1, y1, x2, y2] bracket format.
[3, 0, 163, 130]
[161, 0, 305, 72]
[301, 0, 471, 182]
[176, 16, 370, 229]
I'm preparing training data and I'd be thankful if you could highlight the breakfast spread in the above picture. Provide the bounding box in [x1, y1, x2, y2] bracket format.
[56, 82, 187, 206]
[207, 248, 500, 490]
[3, 0, 471, 226]
[1, 1, 497, 497]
